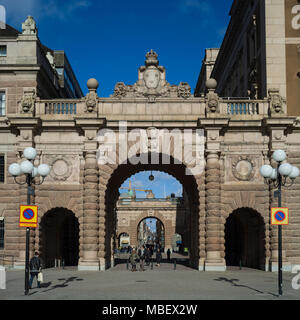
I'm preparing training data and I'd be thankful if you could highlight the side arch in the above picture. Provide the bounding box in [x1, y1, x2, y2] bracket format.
[39, 207, 80, 268]
[224, 207, 266, 270]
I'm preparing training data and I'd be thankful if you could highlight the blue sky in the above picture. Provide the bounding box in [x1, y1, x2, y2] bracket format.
[2, 0, 232, 197]
[2, 0, 232, 97]
[120, 171, 182, 199]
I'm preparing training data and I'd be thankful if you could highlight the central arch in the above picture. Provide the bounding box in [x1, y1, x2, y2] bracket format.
[99, 152, 201, 270]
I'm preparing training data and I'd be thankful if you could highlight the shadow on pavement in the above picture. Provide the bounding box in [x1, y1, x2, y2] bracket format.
[42, 277, 84, 293]
[214, 277, 278, 297]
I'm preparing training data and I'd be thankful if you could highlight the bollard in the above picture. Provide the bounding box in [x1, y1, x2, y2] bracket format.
[126, 260, 129, 270]
[174, 259, 176, 270]
[0, 266, 6, 290]
[151, 259, 153, 270]
[239, 259, 242, 270]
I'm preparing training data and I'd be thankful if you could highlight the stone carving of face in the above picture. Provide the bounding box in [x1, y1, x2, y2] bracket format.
[144, 68, 160, 89]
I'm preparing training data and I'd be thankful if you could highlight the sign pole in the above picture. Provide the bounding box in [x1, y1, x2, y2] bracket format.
[24, 174, 31, 296]
[278, 165, 283, 296]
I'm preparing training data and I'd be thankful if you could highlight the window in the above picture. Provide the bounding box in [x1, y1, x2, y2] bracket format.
[0, 155, 4, 183]
[0, 218, 4, 249]
[64, 70, 76, 97]
[0, 46, 7, 57]
[0, 91, 5, 116]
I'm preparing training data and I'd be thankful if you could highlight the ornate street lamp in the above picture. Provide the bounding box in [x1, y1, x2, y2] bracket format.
[260, 149, 299, 296]
[8, 147, 50, 295]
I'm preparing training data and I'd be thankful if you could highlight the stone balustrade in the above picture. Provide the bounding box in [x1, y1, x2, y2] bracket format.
[30, 95, 284, 120]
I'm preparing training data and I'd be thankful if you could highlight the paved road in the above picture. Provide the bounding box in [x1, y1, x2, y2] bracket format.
[0, 266, 299, 300]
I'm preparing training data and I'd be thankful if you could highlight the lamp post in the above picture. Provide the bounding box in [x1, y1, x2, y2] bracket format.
[260, 150, 300, 296]
[8, 147, 50, 295]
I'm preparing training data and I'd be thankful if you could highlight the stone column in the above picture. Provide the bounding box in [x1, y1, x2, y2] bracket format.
[204, 151, 226, 271]
[198, 175, 206, 271]
[78, 151, 99, 270]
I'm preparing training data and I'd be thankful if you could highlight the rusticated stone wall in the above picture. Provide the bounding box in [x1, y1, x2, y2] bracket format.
[82, 151, 99, 264]
[204, 152, 225, 270]
[0, 151, 20, 258]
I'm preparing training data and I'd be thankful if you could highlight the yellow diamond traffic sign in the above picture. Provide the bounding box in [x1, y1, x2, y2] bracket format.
[19, 205, 38, 228]
[271, 207, 289, 225]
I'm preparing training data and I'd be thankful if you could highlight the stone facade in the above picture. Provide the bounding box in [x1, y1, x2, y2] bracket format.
[116, 197, 186, 251]
[0, 16, 300, 272]
[195, 0, 300, 117]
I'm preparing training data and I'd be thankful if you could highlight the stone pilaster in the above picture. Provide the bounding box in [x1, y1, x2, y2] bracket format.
[204, 151, 226, 271]
[78, 151, 99, 270]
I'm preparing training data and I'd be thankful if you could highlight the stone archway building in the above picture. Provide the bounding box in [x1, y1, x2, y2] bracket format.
[0, 49, 300, 272]
[116, 197, 187, 251]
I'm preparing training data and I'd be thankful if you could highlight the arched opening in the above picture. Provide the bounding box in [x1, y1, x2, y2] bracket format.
[118, 232, 130, 250]
[40, 208, 79, 268]
[103, 152, 200, 270]
[225, 208, 265, 270]
[172, 233, 183, 253]
[137, 217, 165, 250]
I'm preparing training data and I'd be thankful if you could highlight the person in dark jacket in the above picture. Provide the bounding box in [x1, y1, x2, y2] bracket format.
[156, 248, 162, 266]
[29, 252, 42, 289]
[167, 248, 171, 261]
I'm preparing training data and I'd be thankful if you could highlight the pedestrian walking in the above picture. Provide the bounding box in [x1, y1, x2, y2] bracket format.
[156, 248, 162, 266]
[145, 247, 151, 266]
[129, 249, 138, 272]
[167, 248, 171, 261]
[29, 252, 42, 289]
[138, 245, 145, 271]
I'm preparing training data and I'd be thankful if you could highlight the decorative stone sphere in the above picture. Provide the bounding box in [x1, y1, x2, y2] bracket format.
[206, 78, 217, 90]
[87, 78, 99, 90]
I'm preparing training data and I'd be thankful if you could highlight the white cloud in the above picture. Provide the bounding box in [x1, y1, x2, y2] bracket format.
[2, 0, 92, 27]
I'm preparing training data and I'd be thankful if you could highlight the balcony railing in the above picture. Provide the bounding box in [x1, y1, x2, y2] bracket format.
[227, 101, 258, 115]
[30, 95, 282, 119]
[44, 100, 77, 115]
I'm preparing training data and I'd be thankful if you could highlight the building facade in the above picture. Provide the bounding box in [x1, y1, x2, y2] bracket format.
[116, 195, 186, 252]
[195, 0, 300, 116]
[0, 13, 300, 272]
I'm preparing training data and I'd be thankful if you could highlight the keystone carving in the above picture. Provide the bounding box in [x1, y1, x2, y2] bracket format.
[268, 88, 284, 115]
[85, 91, 98, 113]
[112, 50, 191, 102]
[206, 90, 219, 113]
[20, 89, 36, 114]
